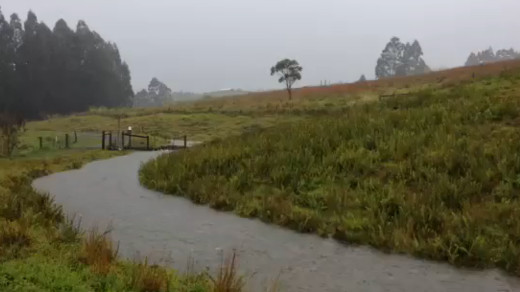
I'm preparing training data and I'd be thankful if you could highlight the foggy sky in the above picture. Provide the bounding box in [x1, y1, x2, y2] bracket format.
[1, 0, 520, 93]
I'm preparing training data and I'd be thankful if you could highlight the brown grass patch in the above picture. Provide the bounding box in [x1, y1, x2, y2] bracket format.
[131, 258, 171, 292]
[173, 59, 520, 113]
[79, 228, 118, 275]
[0, 219, 31, 247]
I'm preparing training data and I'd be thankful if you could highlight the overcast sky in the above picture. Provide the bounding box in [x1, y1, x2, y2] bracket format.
[1, 0, 519, 92]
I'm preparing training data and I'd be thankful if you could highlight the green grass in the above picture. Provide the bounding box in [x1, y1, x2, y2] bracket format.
[3, 60, 520, 290]
[0, 150, 219, 291]
[140, 70, 520, 275]
[26, 112, 304, 143]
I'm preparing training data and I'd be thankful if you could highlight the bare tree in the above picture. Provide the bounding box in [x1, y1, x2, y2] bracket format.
[270, 59, 303, 100]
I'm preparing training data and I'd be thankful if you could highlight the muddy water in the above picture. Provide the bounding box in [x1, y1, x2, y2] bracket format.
[33, 152, 520, 292]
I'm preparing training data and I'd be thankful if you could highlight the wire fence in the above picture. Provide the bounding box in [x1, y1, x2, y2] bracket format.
[34, 131, 103, 151]
[2, 129, 191, 158]
[26, 130, 187, 152]
[5, 128, 194, 159]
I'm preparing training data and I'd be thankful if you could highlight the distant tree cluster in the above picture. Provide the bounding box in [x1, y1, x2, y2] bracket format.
[465, 47, 520, 66]
[133, 78, 173, 107]
[0, 8, 133, 120]
[375, 37, 430, 79]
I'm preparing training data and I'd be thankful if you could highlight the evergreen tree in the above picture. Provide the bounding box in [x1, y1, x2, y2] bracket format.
[466, 47, 520, 66]
[496, 48, 520, 61]
[402, 40, 429, 76]
[17, 11, 53, 117]
[358, 74, 367, 82]
[1, 8, 134, 118]
[9, 14, 23, 50]
[134, 78, 172, 107]
[0, 8, 135, 154]
[479, 47, 495, 63]
[465, 52, 479, 66]
[0, 8, 23, 156]
[0, 8, 16, 113]
[376, 37, 429, 79]
[375, 37, 405, 78]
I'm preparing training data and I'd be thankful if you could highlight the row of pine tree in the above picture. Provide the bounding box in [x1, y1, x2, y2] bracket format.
[0, 9, 133, 119]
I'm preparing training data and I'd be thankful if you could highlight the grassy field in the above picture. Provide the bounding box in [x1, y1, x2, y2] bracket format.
[139, 61, 520, 276]
[25, 112, 304, 145]
[22, 60, 520, 147]
[3, 60, 520, 291]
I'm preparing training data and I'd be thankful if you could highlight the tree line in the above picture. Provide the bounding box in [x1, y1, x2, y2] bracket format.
[271, 37, 520, 99]
[133, 78, 173, 107]
[465, 47, 520, 67]
[0, 8, 133, 120]
[271, 37, 430, 99]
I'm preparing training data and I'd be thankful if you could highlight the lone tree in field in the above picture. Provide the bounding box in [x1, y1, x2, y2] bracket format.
[270, 59, 302, 100]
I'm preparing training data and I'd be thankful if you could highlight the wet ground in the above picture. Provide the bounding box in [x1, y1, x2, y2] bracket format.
[33, 152, 520, 292]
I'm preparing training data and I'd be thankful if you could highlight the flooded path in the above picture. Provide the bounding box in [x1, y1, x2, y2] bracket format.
[33, 152, 520, 292]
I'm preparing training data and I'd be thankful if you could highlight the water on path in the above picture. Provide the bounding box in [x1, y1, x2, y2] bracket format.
[33, 152, 520, 292]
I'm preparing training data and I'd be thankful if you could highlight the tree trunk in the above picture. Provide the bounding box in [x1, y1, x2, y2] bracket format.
[287, 88, 292, 100]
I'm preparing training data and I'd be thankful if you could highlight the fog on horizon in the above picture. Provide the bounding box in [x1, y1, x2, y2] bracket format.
[1, 0, 519, 93]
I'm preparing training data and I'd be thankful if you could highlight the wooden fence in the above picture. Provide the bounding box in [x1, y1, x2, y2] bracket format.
[101, 130, 188, 151]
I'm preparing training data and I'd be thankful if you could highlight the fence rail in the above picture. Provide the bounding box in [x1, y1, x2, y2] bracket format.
[36, 131, 102, 151]
[378, 92, 413, 101]
[32, 130, 189, 153]
[101, 130, 188, 151]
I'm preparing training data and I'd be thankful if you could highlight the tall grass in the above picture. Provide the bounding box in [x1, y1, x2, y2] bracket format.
[209, 250, 246, 292]
[141, 70, 520, 275]
[130, 258, 171, 292]
[79, 228, 118, 275]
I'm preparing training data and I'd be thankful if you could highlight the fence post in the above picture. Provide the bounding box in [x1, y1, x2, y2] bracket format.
[108, 132, 112, 149]
[184, 135, 187, 148]
[121, 132, 125, 149]
[101, 131, 105, 150]
[65, 134, 69, 149]
[128, 132, 132, 148]
[146, 136, 150, 150]
[74, 131, 78, 143]
[38, 137, 43, 150]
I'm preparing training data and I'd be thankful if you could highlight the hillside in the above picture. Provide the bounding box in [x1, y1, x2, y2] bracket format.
[3, 60, 520, 291]
[25, 60, 520, 149]
[138, 60, 520, 275]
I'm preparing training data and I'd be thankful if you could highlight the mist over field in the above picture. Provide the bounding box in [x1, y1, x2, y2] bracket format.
[2, 0, 520, 92]
[3, 1, 520, 291]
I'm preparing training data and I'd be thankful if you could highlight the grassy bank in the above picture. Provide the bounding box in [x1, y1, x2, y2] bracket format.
[0, 150, 251, 291]
[26, 112, 304, 143]
[140, 67, 520, 275]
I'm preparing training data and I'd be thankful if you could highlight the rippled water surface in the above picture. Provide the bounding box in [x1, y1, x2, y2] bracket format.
[33, 152, 520, 292]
